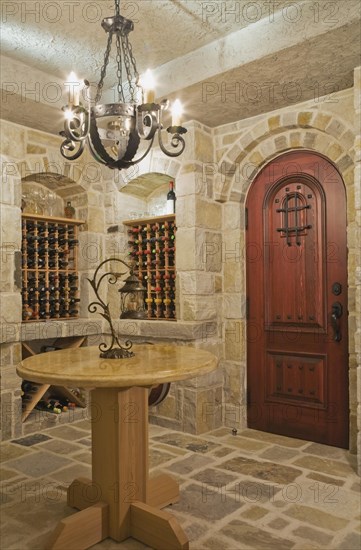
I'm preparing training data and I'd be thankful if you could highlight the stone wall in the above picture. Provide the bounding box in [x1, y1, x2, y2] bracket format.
[0, 120, 224, 441]
[0, 68, 360, 473]
[208, 69, 360, 471]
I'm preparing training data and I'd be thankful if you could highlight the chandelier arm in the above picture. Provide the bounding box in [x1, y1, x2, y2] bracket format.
[60, 137, 86, 161]
[62, 103, 91, 143]
[136, 109, 160, 141]
[157, 129, 186, 158]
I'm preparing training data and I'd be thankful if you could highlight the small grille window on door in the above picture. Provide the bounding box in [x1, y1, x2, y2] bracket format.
[276, 191, 312, 246]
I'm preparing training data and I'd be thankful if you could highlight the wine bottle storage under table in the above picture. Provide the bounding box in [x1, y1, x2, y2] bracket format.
[21, 213, 84, 322]
[21, 338, 87, 422]
[123, 214, 176, 320]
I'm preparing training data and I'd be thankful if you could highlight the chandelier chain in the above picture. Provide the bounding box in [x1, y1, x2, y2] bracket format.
[121, 34, 137, 102]
[116, 34, 125, 102]
[95, 30, 113, 104]
[125, 34, 140, 99]
[115, 0, 120, 16]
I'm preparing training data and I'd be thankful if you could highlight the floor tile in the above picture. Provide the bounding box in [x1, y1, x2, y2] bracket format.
[149, 447, 177, 468]
[240, 429, 307, 448]
[78, 437, 92, 446]
[219, 456, 303, 484]
[259, 445, 300, 462]
[72, 451, 92, 464]
[11, 433, 52, 446]
[240, 504, 269, 520]
[267, 517, 290, 530]
[44, 425, 90, 441]
[0, 442, 34, 462]
[153, 432, 218, 453]
[202, 535, 240, 549]
[37, 437, 84, 455]
[284, 504, 349, 531]
[292, 455, 355, 478]
[223, 435, 270, 452]
[0, 420, 360, 550]
[171, 482, 243, 520]
[191, 467, 239, 486]
[220, 518, 295, 549]
[302, 442, 354, 462]
[305, 471, 345, 487]
[5, 450, 72, 477]
[151, 442, 188, 456]
[49, 462, 91, 485]
[336, 532, 361, 550]
[0, 467, 21, 482]
[209, 445, 236, 458]
[165, 454, 214, 475]
[292, 525, 333, 546]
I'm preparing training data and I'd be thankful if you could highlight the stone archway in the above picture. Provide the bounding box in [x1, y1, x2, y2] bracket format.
[215, 109, 354, 203]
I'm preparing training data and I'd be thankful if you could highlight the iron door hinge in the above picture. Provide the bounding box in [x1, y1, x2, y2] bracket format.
[245, 207, 248, 230]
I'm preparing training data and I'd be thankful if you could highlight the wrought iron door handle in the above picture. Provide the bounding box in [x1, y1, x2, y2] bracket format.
[331, 302, 343, 342]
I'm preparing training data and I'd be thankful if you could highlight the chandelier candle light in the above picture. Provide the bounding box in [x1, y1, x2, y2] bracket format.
[60, 0, 187, 170]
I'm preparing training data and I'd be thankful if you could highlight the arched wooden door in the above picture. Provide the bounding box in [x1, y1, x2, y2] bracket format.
[246, 151, 349, 448]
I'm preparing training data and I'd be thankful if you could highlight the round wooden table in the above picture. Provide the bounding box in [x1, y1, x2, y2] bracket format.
[17, 344, 218, 550]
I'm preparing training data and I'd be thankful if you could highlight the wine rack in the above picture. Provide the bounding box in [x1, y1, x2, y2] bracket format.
[21, 213, 83, 322]
[124, 214, 176, 320]
[21, 337, 87, 422]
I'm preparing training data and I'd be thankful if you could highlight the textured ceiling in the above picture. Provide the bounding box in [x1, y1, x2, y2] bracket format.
[1, 0, 273, 79]
[1, 0, 360, 133]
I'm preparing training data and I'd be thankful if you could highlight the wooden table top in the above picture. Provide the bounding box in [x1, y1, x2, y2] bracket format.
[17, 344, 218, 388]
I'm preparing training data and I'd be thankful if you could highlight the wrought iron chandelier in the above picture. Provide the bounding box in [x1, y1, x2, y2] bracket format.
[60, 0, 187, 170]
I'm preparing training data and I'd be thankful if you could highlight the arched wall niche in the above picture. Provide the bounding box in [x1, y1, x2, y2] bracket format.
[118, 171, 179, 218]
[21, 172, 88, 220]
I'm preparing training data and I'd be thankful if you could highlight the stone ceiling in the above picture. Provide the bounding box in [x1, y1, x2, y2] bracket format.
[1, 0, 360, 134]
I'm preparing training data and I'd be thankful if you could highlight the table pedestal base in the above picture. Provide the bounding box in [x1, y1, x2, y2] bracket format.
[47, 387, 189, 550]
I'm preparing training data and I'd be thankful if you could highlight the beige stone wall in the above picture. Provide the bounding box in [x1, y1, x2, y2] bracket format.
[1, 68, 360, 471]
[353, 67, 361, 474]
[0, 120, 224, 440]
[208, 70, 360, 471]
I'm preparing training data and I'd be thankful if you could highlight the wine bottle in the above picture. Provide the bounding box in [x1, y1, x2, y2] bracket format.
[25, 234, 40, 242]
[22, 381, 39, 393]
[36, 399, 61, 414]
[64, 201, 75, 219]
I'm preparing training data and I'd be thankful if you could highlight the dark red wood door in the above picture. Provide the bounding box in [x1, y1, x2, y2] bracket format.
[246, 151, 349, 448]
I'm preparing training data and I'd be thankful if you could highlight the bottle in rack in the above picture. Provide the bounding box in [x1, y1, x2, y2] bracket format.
[21, 214, 82, 322]
[166, 181, 176, 214]
[64, 201, 75, 219]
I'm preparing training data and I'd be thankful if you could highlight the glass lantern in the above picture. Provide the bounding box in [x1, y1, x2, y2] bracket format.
[119, 273, 147, 319]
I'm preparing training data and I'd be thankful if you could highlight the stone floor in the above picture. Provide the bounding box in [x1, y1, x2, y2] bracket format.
[0, 417, 360, 550]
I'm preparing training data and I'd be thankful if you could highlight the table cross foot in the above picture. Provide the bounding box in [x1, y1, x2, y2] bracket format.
[147, 473, 180, 508]
[131, 501, 189, 550]
[48, 501, 109, 550]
